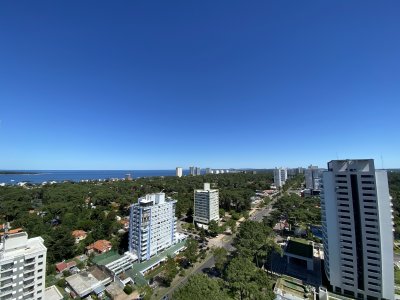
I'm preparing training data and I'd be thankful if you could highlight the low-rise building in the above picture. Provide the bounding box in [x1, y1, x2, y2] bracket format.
[284, 238, 314, 271]
[86, 240, 112, 254]
[44, 285, 64, 300]
[274, 275, 316, 300]
[55, 260, 77, 273]
[71, 230, 87, 244]
[119, 218, 129, 231]
[65, 266, 111, 299]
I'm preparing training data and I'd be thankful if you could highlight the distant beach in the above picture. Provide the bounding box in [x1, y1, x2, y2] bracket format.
[0, 170, 190, 185]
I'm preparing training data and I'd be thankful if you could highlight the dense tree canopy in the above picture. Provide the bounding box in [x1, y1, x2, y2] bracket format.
[173, 274, 232, 300]
[234, 220, 276, 266]
[265, 193, 321, 228]
[389, 171, 400, 238]
[225, 257, 274, 300]
[0, 172, 272, 269]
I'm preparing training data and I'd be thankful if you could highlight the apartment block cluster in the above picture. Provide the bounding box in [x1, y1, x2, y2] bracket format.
[0, 179, 220, 300]
[175, 166, 237, 177]
[273, 165, 322, 194]
[1, 159, 396, 300]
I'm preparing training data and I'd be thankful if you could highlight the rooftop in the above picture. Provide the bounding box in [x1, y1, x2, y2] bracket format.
[0, 232, 46, 259]
[72, 230, 87, 238]
[274, 276, 314, 300]
[285, 238, 313, 259]
[86, 239, 112, 252]
[66, 271, 102, 297]
[105, 282, 125, 299]
[88, 265, 110, 282]
[44, 285, 64, 300]
[56, 260, 77, 273]
[0, 228, 23, 236]
[91, 250, 123, 266]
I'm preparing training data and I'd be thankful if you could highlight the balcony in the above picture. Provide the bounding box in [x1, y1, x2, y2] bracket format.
[0, 264, 14, 273]
[0, 279, 13, 288]
[24, 279, 35, 287]
[24, 266, 35, 272]
[23, 287, 35, 295]
[22, 293, 34, 300]
[23, 272, 35, 280]
[0, 287, 13, 297]
[0, 271, 13, 280]
[24, 259, 35, 266]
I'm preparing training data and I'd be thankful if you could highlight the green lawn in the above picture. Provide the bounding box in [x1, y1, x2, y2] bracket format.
[45, 274, 58, 288]
[144, 264, 165, 280]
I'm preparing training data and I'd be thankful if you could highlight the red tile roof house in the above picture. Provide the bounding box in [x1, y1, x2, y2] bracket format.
[86, 240, 112, 255]
[119, 219, 129, 230]
[71, 230, 87, 244]
[55, 261, 77, 273]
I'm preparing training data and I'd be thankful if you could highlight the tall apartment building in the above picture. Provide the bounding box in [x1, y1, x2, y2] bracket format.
[189, 166, 195, 176]
[274, 167, 288, 188]
[205, 168, 211, 174]
[129, 193, 177, 261]
[0, 231, 47, 300]
[195, 167, 201, 176]
[176, 167, 183, 178]
[305, 165, 323, 193]
[321, 159, 394, 300]
[194, 183, 219, 224]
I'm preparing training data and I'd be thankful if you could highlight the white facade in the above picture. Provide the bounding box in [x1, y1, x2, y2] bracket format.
[189, 166, 195, 176]
[129, 193, 177, 261]
[274, 167, 288, 188]
[0, 232, 47, 300]
[321, 159, 394, 300]
[176, 167, 183, 178]
[194, 183, 219, 224]
[305, 165, 323, 191]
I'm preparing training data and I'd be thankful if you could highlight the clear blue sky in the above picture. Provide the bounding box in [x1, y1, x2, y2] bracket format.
[1, 1, 399, 170]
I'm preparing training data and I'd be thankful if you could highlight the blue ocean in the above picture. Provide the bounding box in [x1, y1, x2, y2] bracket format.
[0, 170, 190, 185]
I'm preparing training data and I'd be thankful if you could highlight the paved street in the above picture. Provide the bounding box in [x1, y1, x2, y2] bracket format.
[154, 253, 216, 299]
[155, 188, 297, 299]
[156, 233, 234, 299]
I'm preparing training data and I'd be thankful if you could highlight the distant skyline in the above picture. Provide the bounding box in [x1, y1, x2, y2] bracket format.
[1, 1, 400, 170]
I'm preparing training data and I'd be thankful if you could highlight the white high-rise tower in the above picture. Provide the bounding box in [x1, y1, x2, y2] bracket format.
[128, 193, 177, 261]
[0, 231, 47, 300]
[194, 183, 219, 224]
[274, 167, 288, 188]
[321, 159, 394, 299]
[176, 167, 183, 177]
